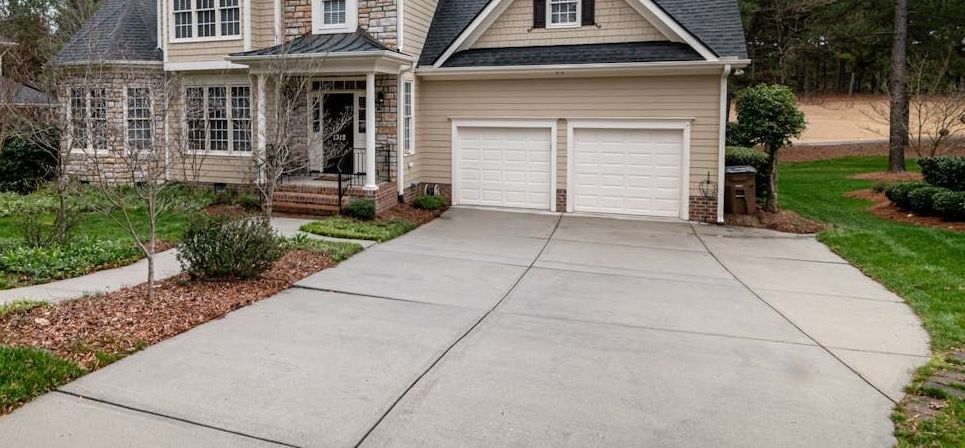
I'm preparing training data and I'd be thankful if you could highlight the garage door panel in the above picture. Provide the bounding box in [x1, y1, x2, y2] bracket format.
[572, 127, 683, 218]
[457, 127, 552, 210]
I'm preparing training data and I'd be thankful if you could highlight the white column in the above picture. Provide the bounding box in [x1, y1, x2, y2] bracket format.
[256, 74, 267, 183]
[364, 72, 377, 190]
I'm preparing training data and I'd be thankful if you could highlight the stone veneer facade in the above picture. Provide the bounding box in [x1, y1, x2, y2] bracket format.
[284, 0, 399, 49]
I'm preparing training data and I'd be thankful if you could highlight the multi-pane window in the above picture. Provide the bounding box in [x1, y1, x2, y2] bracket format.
[220, 0, 240, 36]
[174, 0, 193, 38]
[70, 88, 108, 151]
[185, 86, 252, 154]
[323, 0, 346, 25]
[172, 0, 240, 40]
[126, 87, 152, 150]
[549, 0, 579, 26]
[403, 80, 413, 154]
[357, 96, 366, 134]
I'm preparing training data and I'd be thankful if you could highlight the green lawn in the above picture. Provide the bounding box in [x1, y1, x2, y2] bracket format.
[300, 217, 417, 242]
[781, 157, 965, 351]
[0, 346, 84, 414]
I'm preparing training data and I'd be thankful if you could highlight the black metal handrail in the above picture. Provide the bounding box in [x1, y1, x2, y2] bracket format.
[336, 145, 393, 212]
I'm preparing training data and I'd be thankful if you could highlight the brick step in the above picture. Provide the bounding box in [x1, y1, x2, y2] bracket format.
[272, 191, 342, 206]
[271, 201, 340, 217]
[276, 183, 348, 195]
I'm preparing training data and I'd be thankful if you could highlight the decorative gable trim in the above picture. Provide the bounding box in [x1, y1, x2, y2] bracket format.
[432, 0, 717, 68]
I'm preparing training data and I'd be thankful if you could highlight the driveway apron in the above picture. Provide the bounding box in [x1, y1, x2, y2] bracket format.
[0, 208, 929, 447]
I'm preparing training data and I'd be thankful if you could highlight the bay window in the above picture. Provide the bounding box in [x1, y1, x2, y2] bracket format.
[70, 88, 108, 152]
[185, 86, 251, 154]
[126, 87, 153, 151]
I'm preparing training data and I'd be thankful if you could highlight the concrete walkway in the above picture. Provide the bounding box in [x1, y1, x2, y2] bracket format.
[0, 209, 930, 447]
[0, 217, 368, 306]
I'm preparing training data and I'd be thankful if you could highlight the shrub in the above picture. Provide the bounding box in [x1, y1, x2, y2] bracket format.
[343, 198, 376, 220]
[885, 182, 929, 209]
[0, 133, 58, 194]
[236, 193, 262, 211]
[412, 195, 447, 211]
[918, 156, 965, 191]
[933, 190, 965, 221]
[177, 215, 283, 279]
[725, 122, 754, 147]
[725, 146, 770, 197]
[908, 186, 947, 215]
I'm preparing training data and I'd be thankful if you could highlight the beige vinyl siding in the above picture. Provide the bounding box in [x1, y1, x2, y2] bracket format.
[167, 40, 246, 63]
[414, 75, 721, 191]
[403, 0, 440, 57]
[473, 0, 666, 49]
[251, 0, 277, 49]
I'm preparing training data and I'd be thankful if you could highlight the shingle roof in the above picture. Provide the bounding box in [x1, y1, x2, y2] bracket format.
[418, 0, 748, 67]
[443, 41, 702, 67]
[0, 77, 53, 105]
[53, 0, 161, 64]
[231, 30, 393, 58]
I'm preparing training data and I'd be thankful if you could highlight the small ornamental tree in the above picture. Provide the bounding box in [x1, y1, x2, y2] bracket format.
[734, 84, 807, 212]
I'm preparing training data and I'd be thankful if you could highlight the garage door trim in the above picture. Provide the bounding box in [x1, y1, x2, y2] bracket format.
[451, 118, 559, 211]
[566, 119, 692, 220]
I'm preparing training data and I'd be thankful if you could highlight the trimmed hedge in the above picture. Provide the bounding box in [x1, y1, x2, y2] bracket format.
[933, 191, 965, 221]
[725, 146, 770, 197]
[885, 182, 929, 210]
[885, 182, 965, 220]
[908, 186, 946, 215]
[412, 195, 447, 211]
[918, 156, 965, 191]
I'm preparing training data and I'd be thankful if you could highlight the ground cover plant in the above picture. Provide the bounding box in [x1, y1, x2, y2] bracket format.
[300, 216, 417, 242]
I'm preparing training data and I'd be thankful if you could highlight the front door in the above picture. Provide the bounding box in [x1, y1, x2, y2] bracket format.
[309, 92, 355, 173]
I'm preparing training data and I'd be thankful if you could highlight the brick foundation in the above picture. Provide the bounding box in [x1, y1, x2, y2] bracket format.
[688, 196, 719, 223]
[556, 189, 567, 212]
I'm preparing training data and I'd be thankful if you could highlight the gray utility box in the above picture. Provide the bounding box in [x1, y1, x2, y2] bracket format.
[724, 165, 757, 215]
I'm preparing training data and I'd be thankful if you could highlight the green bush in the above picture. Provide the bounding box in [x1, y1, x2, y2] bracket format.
[885, 182, 929, 210]
[725, 122, 754, 147]
[177, 215, 283, 279]
[343, 198, 376, 220]
[918, 156, 965, 191]
[933, 190, 965, 221]
[236, 193, 262, 211]
[908, 186, 947, 215]
[411, 195, 447, 211]
[0, 133, 58, 194]
[0, 238, 141, 285]
[725, 146, 770, 197]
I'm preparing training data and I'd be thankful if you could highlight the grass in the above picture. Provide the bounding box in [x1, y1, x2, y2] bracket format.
[300, 217, 417, 243]
[0, 346, 85, 414]
[891, 356, 965, 447]
[281, 235, 364, 262]
[780, 156, 965, 351]
[0, 300, 47, 319]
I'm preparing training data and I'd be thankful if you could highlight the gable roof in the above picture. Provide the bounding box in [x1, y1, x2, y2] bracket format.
[231, 30, 394, 58]
[53, 0, 161, 64]
[418, 0, 748, 67]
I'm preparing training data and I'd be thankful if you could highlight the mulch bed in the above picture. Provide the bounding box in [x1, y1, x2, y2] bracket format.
[0, 250, 333, 372]
[849, 171, 924, 182]
[381, 204, 447, 225]
[845, 189, 965, 232]
[779, 141, 965, 163]
[725, 209, 826, 234]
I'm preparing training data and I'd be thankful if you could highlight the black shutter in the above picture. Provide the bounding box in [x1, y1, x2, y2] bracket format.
[533, 0, 546, 29]
[582, 0, 595, 26]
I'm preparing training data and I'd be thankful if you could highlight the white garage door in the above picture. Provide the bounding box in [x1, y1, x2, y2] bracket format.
[456, 127, 552, 210]
[572, 128, 684, 217]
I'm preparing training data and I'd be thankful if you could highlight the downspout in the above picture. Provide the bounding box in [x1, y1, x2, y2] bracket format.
[717, 64, 732, 224]
[397, 62, 415, 202]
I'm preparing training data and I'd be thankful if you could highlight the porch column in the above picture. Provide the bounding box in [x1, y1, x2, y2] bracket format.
[364, 72, 377, 190]
[256, 74, 267, 183]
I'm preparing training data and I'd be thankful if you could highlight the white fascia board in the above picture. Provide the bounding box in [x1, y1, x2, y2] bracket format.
[164, 61, 250, 71]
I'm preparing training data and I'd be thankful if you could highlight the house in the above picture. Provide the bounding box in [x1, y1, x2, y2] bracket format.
[54, 0, 748, 222]
[0, 36, 52, 108]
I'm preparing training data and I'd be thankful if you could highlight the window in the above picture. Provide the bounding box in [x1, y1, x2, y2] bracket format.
[171, 0, 240, 40]
[323, 0, 346, 25]
[549, 0, 579, 27]
[357, 95, 366, 134]
[403, 80, 413, 154]
[70, 88, 108, 152]
[185, 86, 252, 154]
[127, 87, 152, 150]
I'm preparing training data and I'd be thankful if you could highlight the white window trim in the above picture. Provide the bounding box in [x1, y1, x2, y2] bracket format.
[565, 118, 692, 220]
[169, 0, 244, 44]
[181, 84, 253, 157]
[123, 86, 154, 153]
[69, 87, 111, 155]
[312, 0, 358, 34]
[450, 118, 558, 212]
[547, 0, 581, 29]
[402, 79, 415, 155]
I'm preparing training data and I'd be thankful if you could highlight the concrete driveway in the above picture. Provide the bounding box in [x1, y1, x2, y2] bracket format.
[0, 209, 930, 447]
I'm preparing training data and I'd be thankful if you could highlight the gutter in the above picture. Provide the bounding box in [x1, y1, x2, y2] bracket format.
[717, 63, 732, 224]
[416, 59, 751, 79]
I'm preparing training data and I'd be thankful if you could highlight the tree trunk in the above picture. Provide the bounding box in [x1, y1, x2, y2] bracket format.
[764, 145, 780, 213]
[888, 0, 909, 173]
[147, 195, 157, 299]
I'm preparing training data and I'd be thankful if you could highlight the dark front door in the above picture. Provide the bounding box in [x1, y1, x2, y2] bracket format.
[321, 93, 355, 173]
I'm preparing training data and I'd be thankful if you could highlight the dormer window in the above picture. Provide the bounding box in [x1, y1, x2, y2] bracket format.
[172, 0, 241, 41]
[313, 0, 357, 33]
[548, 0, 580, 28]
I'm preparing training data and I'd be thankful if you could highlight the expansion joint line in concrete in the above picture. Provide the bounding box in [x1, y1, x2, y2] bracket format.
[351, 215, 565, 448]
[688, 223, 898, 405]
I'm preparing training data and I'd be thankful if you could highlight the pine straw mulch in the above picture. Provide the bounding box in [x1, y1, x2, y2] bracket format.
[849, 171, 924, 182]
[725, 209, 826, 234]
[0, 250, 333, 372]
[845, 189, 965, 232]
[381, 204, 447, 226]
